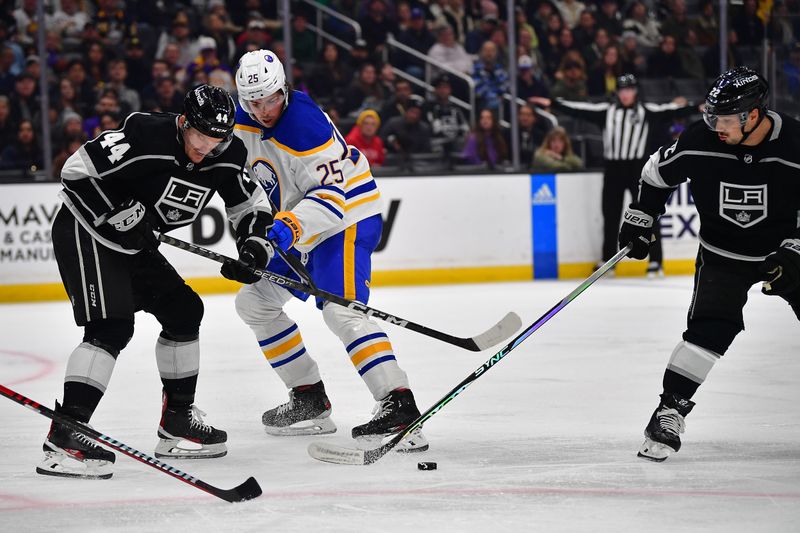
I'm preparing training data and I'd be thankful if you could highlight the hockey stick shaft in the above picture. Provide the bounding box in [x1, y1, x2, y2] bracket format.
[0, 384, 262, 502]
[159, 233, 519, 351]
[310, 246, 630, 465]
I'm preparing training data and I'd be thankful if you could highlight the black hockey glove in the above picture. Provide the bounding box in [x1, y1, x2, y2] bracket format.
[618, 204, 657, 260]
[105, 199, 159, 251]
[759, 239, 800, 296]
[220, 237, 274, 284]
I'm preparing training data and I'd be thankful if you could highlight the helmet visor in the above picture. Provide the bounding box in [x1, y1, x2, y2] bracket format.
[703, 108, 747, 132]
[184, 126, 232, 159]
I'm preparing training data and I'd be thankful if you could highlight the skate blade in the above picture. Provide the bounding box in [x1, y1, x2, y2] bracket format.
[263, 416, 337, 436]
[637, 438, 675, 462]
[36, 453, 113, 479]
[154, 439, 227, 459]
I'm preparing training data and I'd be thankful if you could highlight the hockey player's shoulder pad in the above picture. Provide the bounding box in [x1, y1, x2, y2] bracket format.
[270, 92, 333, 156]
[234, 104, 264, 135]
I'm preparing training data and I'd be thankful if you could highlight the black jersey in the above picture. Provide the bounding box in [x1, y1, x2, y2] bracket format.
[552, 98, 697, 161]
[59, 112, 271, 254]
[638, 111, 800, 261]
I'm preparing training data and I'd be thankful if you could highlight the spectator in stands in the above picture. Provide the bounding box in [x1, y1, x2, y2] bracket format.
[588, 44, 624, 97]
[203, 11, 236, 66]
[424, 74, 470, 155]
[208, 67, 236, 93]
[345, 109, 385, 168]
[0, 45, 15, 96]
[678, 29, 705, 81]
[140, 60, 170, 108]
[550, 55, 588, 100]
[123, 37, 149, 92]
[516, 6, 540, 55]
[623, 1, 661, 48]
[784, 43, 800, 99]
[0, 96, 14, 149]
[57, 111, 86, 146]
[620, 30, 647, 76]
[342, 63, 385, 117]
[661, 0, 690, 46]
[583, 27, 610, 68]
[85, 41, 108, 90]
[235, 19, 273, 61]
[348, 39, 372, 72]
[647, 35, 685, 79]
[187, 36, 231, 83]
[572, 9, 597, 49]
[143, 74, 183, 114]
[84, 89, 122, 138]
[107, 58, 140, 114]
[52, 137, 84, 180]
[465, 13, 499, 55]
[555, 0, 587, 30]
[732, 0, 764, 47]
[490, 26, 510, 66]
[382, 98, 432, 156]
[396, 1, 413, 33]
[360, 0, 396, 62]
[9, 72, 37, 125]
[276, 14, 316, 65]
[597, 0, 623, 38]
[517, 103, 553, 167]
[769, 1, 798, 47]
[93, 0, 128, 48]
[378, 62, 397, 97]
[99, 111, 122, 133]
[702, 30, 743, 78]
[52, 0, 89, 47]
[472, 41, 509, 111]
[309, 42, 352, 106]
[533, 127, 583, 171]
[0, 120, 42, 171]
[428, 25, 473, 75]
[462, 108, 508, 169]
[380, 79, 416, 124]
[691, 0, 719, 47]
[157, 12, 197, 67]
[12, 0, 38, 46]
[65, 60, 96, 117]
[541, 11, 565, 72]
[546, 26, 581, 78]
[517, 55, 550, 100]
[396, 7, 436, 79]
[443, 0, 471, 45]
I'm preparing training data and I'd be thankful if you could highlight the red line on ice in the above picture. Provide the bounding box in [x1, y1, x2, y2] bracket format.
[1, 349, 56, 385]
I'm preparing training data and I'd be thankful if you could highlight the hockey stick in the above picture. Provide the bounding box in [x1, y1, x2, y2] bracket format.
[0, 384, 262, 502]
[307, 245, 631, 465]
[159, 233, 522, 351]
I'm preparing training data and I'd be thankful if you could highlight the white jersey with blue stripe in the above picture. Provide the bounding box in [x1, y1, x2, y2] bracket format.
[234, 91, 382, 252]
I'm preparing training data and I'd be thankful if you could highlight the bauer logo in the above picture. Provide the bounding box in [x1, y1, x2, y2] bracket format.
[719, 182, 767, 228]
[155, 177, 211, 225]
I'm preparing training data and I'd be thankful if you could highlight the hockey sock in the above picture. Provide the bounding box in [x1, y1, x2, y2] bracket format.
[662, 340, 721, 399]
[62, 342, 117, 421]
[62, 381, 103, 422]
[156, 334, 200, 408]
[256, 322, 321, 389]
[323, 304, 409, 400]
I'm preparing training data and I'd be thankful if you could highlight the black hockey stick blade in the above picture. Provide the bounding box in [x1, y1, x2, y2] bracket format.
[307, 246, 631, 465]
[0, 383, 262, 503]
[159, 233, 521, 351]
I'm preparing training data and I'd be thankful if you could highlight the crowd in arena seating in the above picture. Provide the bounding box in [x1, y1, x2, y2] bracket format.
[1, 0, 799, 178]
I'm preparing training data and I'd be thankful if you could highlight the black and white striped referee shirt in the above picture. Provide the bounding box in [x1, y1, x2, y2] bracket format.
[552, 99, 697, 161]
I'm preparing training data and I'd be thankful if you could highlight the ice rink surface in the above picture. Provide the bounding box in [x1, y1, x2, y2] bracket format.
[1, 275, 799, 532]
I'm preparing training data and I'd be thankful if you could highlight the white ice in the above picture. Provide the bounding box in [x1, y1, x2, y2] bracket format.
[1, 276, 799, 532]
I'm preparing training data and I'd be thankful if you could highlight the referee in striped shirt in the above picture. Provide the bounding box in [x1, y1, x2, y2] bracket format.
[533, 75, 697, 274]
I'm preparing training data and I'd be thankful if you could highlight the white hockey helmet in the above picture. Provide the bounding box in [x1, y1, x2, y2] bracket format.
[235, 49, 289, 115]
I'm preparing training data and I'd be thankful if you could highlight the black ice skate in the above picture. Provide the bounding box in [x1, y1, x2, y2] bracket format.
[36, 402, 116, 480]
[262, 381, 337, 436]
[351, 388, 429, 453]
[156, 397, 228, 459]
[638, 392, 695, 462]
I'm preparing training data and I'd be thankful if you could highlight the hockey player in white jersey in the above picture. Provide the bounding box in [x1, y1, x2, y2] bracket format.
[222, 49, 427, 451]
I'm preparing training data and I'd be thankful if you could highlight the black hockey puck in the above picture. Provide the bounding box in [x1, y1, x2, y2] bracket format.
[417, 462, 437, 470]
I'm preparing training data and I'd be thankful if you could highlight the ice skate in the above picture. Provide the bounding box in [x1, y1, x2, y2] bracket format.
[638, 392, 695, 462]
[352, 388, 429, 453]
[155, 397, 228, 459]
[36, 402, 116, 480]
[262, 381, 337, 436]
[646, 261, 665, 279]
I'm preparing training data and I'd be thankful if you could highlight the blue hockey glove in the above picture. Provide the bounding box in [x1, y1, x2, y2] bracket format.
[268, 212, 302, 251]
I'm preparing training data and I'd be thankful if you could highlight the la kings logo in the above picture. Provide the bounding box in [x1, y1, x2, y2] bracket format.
[155, 177, 211, 225]
[719, 182, 767, 228]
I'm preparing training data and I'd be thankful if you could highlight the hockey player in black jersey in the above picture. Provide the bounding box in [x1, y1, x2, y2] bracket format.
[618, 67, 800, 462]
[39, 85, 273, 479]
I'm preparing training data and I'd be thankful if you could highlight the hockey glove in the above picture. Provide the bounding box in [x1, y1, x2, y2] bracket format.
[220, 237, 274, 284]
[759, 239, 800, 296]
[268, 211, 302, 252]
[105, 199, 159, 251]
[618, 204, 656, 260]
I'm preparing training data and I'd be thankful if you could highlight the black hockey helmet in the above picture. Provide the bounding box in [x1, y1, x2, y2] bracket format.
[182, 84, 236, 157]
[617, 73, 638, 90]
[703, 66, 769, 135]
